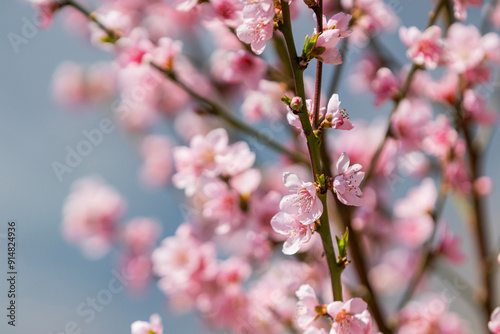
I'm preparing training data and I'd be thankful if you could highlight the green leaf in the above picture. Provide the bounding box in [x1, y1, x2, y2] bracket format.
[335, 228, 349, 259]
[281, 95, 292, 106]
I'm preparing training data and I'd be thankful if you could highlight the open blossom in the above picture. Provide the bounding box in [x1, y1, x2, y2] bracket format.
[236, 0, 275, 54]
[313, 29, 343, 65]
[62, 178, 126, 259]
[279, 172, 323, 225]
[397, 295, 470, 333]
[322, 12, 352, 38]
[371, 67, 399, 106]
[172, 128, 229, 194]
[296, 284, 321, 329]
[446, 23, 490, 73]
[327, 298, 376, 334]
[333, 153, 364, 206]
[325, 94, 354, 130]
[400, 25, 445, 69]
[271, 212, 312, 255]
[490, 307, 500, 333]
[131, 314, 163, 334]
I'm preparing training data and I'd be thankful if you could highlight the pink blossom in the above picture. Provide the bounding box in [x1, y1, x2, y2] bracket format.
[296, 284, 321, 329]
[116, 28, 154, 67]
[62, 178, 126, 259]
[152, 224, 217, 291]
[211, 49, 266, 88]
[131, 314, 163, 334]
[391, 99, 432, 150]
[271, 212, 312, 255]
[371, 67, 399, 106]
[435, 223, 466, 264]
[462, 89, 498, 125]
[229, 168, 262, 196]
[29, 0, 63, 28]
[446, 23, 485, 73]
[120, 254, 153, 293]
[90, 10, 132, 47]
[490, 307, 500, 333]
[123, 218, 161, 254]
[397, 295, 470, 333]
[147, 37, 183, 71]
[395, 178, 437, 217]
[327, 298, 375, 334]
[400, 25, 446, 69]
[492, 2, 500, 29]
[202, 180, 243, 234]
[452, 0, 482, 21]
[172, 128, 229, 195]
[325, 94, 354, 130]
[242, 79, 288, 121]
[209, 0, 244, 27]
[333, 153, 365, 206]
[314, 29, 343, 65]
[236, 0, 275, 55]
[140, 135, 172, 188]
[215, 141, 256, 177]
[279, 172, 323, 225]
[51, 61, 116, 108]
[349, 52, 382, 93]
[323, 12, 353, 38]
[422, 115, 458, 159]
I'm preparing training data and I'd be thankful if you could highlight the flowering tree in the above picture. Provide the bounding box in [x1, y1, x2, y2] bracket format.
[28, 0, 500, 333]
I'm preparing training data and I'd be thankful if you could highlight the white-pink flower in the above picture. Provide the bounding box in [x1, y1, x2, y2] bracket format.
[325, 94, 354, 130]
[271, 212, 312, 255]
[333, 153, 365, 206]
[279, 172, 323, 224]
[400, 25, 446, 69]
[490, 307, 500, 333]
[322, 12, 353, 38]
[131, 313, 163, 334]
[314, 29, 343, 65]
[327, 298, 374, 334]
[296, 284, 321, 329]
[452, 0, 482, 21]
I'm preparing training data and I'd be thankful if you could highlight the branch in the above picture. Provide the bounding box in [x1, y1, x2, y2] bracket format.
[279, 0, 343, 302]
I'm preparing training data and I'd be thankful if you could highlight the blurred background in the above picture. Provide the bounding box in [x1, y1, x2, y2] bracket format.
[0, 0, 498, 333]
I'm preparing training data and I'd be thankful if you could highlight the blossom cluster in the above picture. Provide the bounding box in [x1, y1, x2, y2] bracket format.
[27, 0, 500, 333]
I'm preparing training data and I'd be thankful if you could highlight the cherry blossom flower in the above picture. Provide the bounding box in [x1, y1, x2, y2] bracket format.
[242, 80, 288, 121]
[131, 314, 163, 334]
[271, 212, 312, 255]
[452, 0, 482, 21]
[333, 153, 365, 206]
[62, 178, 126, 259]
[236, 0, 275, 55]
[322, 12, 352, 38]
[324, 94, 354, 130]
[29, 0, 63, 28]
[314, 29, 343, 65]
[371, 67, 399, 106]
[172, 128, 229, 195]
[490, 307, 500, 333]
[446, 23, 486, 73]
[327, 298, 375, 334]
[435, 222, 466, 264]
[279, 172, 323, 224]
[140, 135, 172, 188]
[397, 295, 470, 333]
[400, 25, 446, 69]
[296, 284, 321, 329]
